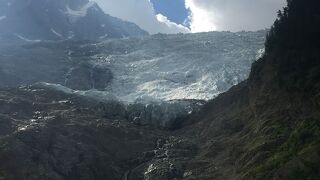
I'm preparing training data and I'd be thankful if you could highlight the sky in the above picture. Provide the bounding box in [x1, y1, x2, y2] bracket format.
[93, 0, 286, 34]
[150, 0, 188, 25]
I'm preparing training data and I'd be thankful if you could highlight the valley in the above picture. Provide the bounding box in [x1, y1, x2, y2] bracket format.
[0, 0, 319, 179]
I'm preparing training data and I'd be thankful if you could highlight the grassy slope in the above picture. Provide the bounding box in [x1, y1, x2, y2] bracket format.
[180, 0, 320, 178]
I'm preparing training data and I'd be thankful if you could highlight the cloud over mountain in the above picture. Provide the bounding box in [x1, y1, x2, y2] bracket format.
[94, 0, 286, 33]
[185, 0, 286, 32]
[93, 0, 190, 34]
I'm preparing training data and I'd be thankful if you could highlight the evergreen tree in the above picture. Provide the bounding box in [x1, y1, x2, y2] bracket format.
[265, 0, 320, 53]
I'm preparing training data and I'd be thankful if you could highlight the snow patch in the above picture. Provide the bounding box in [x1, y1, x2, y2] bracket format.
[0, 16, 6, 21]
[99, 34, 108, 39]
[256, 48, 265, 59]
[65, 1, 96, 23]
[51, 29, 63, 38]
[15, 34, 42, 43]
[35, 82, 118, 102]
[67, 31, 75, 39]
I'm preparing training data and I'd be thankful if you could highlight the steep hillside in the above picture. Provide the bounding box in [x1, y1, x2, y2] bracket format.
[176, 0, 320, 179]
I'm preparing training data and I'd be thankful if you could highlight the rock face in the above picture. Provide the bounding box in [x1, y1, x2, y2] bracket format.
[0, 0, 148, 41]
[0, 86, 164, 179]
[126, 100, 203, 129]
[33, 82, 203, 129]
[0, 86, 200, 179]
[65, 63, 113, 90]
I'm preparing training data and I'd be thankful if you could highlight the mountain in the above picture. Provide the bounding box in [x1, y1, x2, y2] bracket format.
[0, 31, 266, 100]
[0, 31, 265, 128]
[1, 0, 319, 179]
[0, 0, 148, 41]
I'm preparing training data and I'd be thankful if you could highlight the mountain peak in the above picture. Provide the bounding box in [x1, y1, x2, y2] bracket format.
[0, 0, 148, 41]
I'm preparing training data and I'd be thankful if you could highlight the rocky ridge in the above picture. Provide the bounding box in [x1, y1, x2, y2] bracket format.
[0, 0, 148, 41]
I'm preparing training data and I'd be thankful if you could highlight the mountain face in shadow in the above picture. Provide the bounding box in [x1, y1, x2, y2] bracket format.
[0, 0, 319, 179]
[0, 0, 148, 41]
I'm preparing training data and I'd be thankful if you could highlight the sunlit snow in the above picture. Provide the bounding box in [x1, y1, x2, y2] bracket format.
[88, 31, 266, 102]
[65, 1, 97, 23]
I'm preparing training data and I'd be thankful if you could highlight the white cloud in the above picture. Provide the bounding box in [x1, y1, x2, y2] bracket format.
[93, 0, 190, 34]
[156, 14, 190, 33]
[185, 0, 217, 32]
[93, 0, 286, 34]
[185, 0, 287, 32]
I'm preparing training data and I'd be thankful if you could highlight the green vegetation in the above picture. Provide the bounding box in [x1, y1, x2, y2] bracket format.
[252, 119, 320, 179]
[246, 0, 320, 177]
[0, 170, 6, 180]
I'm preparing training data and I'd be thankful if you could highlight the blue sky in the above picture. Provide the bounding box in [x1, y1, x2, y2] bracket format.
[150, 0, 188, 25]
[94, 0, 286, 34]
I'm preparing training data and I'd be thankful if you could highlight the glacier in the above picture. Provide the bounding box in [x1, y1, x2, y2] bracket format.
[34, 82, 204, 129]
[62, 30, 265, 128]
[88, 31, 266, 102]
[0, 30, 266, 128]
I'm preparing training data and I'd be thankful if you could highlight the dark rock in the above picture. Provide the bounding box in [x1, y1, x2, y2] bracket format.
[92, 66, 113, 90]
[126, 100, 201, 129]
[0, 87, 162, 180]
[65, 64, 93, 90]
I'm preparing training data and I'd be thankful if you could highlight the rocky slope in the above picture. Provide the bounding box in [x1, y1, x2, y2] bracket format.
[0, 84, 203, 179]
[0, 0, 147, 41]
[0, 86, 168, 179]
[173, 0, 320, 179]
